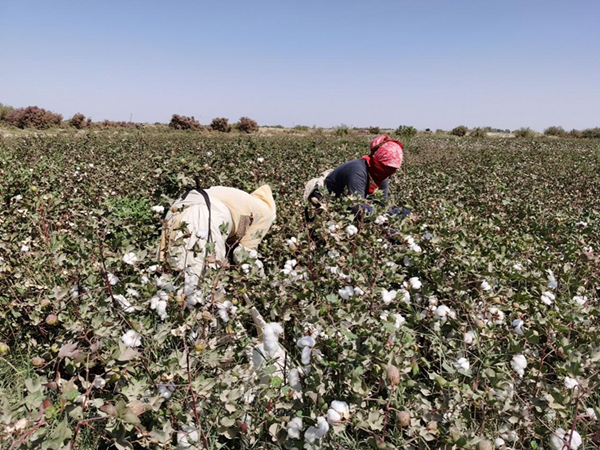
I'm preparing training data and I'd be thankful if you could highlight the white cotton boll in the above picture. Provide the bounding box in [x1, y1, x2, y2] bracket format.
[394, 314, 406, 328]
[549, 428, 582, 450]
[331, 401, 350, 419]
[257, 157, 264, 163]
[327, 408, 342, 424]
[289, 368, 302, 392]
[511, 354, 527, 377]
[156, 300, 167, 320]
[20, 244, 30, 253]
[489, 307, 505, 324]
[241, 263, 251, 274]
[573, 295, 587, 306]
[107, 273, 119, 285]
[141, 275, 149, 285]
[494, 437, 505, 448]
[408, 277, 422, 290]
[151, 205, 165, 214]
[481, 280, 492, 291]
[194, 229, 209, 240]
[381, 289, 397, 304]
[123, 252, 138, 265]
[263, 323, 284, 357]
[547, 270, 558, 289]
[301, 346, 312, 365]
[297, 336, 316, 348]
[114, 294, 134, 313]
[93, 376, 106, 388]
[345, 224, 358, 236]
[158, 382, 175, 399]
[216, 301, 236, 322]
[147, 264, 158, 273]
[375, 215, 388, 225]
[409, 243, 423, 253]
[354, 287, 365, 296]
[541, 291, 555, 305]
[121, 329, 141, 347]
[434, 305, 451, 321]
[328, 224, 339, 234]
[513, 262, 523, 271]
[454, 357, 470, 371]
[304, 426, 319, 444]
[315, 417, 329, 437]
[177, 424, 199, 449]
[126, 288, 139, 297]
[512, 318, 524, 335]
[464, 331, 475, 345]
[586, 407, 597, 421]
[338, 286, 355, 300]
[564, 376, 579, 390]
[287, 417, 303, 439]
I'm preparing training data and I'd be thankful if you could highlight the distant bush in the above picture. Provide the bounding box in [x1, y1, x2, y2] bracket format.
[395, 125, 417, 138]
[469, 127, 487, 138]
[210, 117, 232, 133]
[0, 103, 14, 123]
[169, 114, 203, 131]
[581, 127, 600, 139]
[69, 113, 87, 129]
[5, 106, 63, 129]
[236, 117, 259, 133]
[450, 125, 468, 137]
[567, 129, 583, 139]
[544, 126, 566, 137]
[98, 120, 142, 129]
[368, 126, 381, 134]
[334, 125, 350, 136]
[435, 129, 446, 134]
[293, 125, 310, 131]
[513, 127, 535, 138]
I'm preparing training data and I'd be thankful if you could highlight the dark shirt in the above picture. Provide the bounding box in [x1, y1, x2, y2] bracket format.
[324, 159, 389, 199]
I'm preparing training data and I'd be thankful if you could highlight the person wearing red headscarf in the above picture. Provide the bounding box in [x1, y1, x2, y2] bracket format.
[318, 135, 403, 200]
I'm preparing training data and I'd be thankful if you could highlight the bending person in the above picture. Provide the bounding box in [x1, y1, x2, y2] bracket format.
[304, 135, 403, 208]
[159, 184, 276, 283]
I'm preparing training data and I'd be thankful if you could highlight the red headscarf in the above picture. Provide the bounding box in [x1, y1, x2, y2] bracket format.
[361, 135, 403, 194]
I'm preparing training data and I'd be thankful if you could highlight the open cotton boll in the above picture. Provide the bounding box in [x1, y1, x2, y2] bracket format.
[158, 382, 175, 399]
[195, 229, 209, 240]
[408, 277, 422, 290]
[547, 270, 558, 289]
[151, 205, 165, 214]
[121, 330, 141, 347]
[464, 331, 475, 345]
[345, 224, 358, 236]
[573, 295, 587, 306]
[263, 323, 284, 357]
[564, 376, 580, 390]
[549, 428, 582, 450]
[381, 289, 397, 304]
[297, 336, 316, 348]
[287, 417, 303, 439]
[330, 401, 350, 419]
[107, 272, 119, 285]
[481, 280, 492, 291]
[301, 346, 313, 365]
[114, 294, 134, 313]
[375, 215, 388, 225]
[20, 244, 30, 253]
[585, 407, 597, 421]
[354, 287, 365, 296]
[216, 301, 237, 322]
[177, 424, 199, 449]
[241, 263, 251, 274]
[511, 354, 527, 377]
[512, 319, 524, 335]
[327, 408, 342, 424]
[489, 307, 505, 324]
[289, 368, 302, 392]
[541, 291, 555, 305]
[454, 357, 470, 371]
[338, 286, 355, 300]
[434, 305, 453, 321]
[123, 252, 138, 265]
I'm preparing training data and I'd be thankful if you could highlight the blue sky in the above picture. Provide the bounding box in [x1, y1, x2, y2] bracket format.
[1, 0, 599, 130]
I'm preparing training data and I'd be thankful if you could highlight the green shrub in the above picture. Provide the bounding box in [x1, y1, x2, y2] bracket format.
[334, 124, 350, 136]
[513, 127, 535, 138]
[450, 125, 468, 137]
[581, 127, 600, 139]
[395, 125, 417, 138]
[469, 127, 487, 138]
[0, 102, 14, 123]
[368, 126, 381, 134]
[543, 126, 566, 137]
[236, 117, 259, 133]
[210, 117, 232, 133]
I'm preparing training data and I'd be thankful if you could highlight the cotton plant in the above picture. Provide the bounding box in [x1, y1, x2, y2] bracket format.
[345, 224, 358, 236]
[121, 330, 142, 348]
[326, 400, 350, 424]
[541, 291, 556, 305]
[549, 428, 582, 450]
[297, 335, 316, 365]
[150, 294, 168, 320]
[287, 417, 303, 439]
[304, 417, 329, 444]
[510, 354, 527, 378]
[338, 286, 355, 300]
[216, 301, 237, 322]
[380, 311, 405, 329]
[381, 289, 397, 304]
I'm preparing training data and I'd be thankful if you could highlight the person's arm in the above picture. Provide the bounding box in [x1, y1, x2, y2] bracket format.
[380, 178, 389, 199]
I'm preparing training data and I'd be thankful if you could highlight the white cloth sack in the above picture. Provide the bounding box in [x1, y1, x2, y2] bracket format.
[303, 169, 333, 202]
[161, 190, 233, 280]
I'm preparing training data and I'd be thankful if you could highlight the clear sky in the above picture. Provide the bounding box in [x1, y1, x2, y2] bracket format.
[1, 0, 599, 131]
